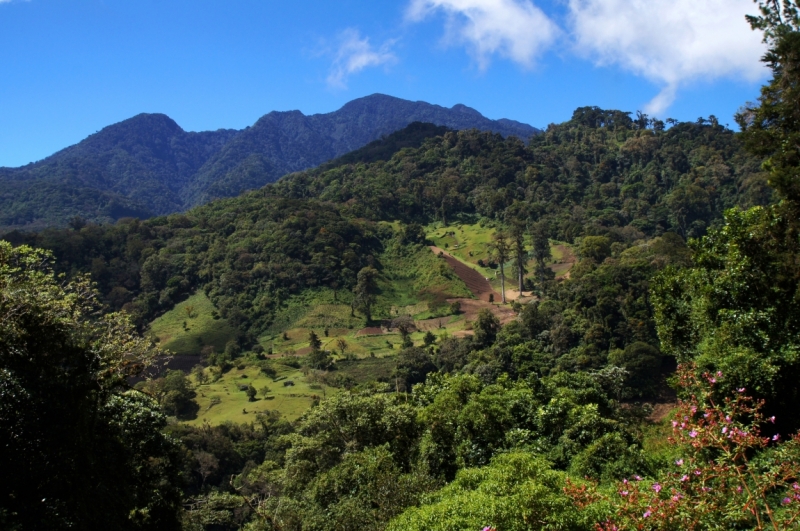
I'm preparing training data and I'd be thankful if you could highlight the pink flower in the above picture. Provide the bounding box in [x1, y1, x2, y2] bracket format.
[716, 371, 723, 377]
[773, 434, 781, 441]
[672, 420, 678, 427]
[634, 475, 643, 481]
[695, 470, 702, 476]
[725, 415, 731, 423]
[653, 483, 662, 493]
[675, 459, 684, 466]
[783, 498, 792, 505]
[681, 475, 689, 482]
[769, 416, 776, 424]
[722, 427, 728, 434]
[737, 387, 745, 393]
[620, 490, 629, 496]
[643, 510, 652, 518]
[689, 430, 698, 438]
[737, 486, 743, 493]
[709, 377, 717, 384]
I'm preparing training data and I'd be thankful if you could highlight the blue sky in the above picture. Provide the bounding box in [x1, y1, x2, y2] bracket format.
[0, 0, 769, 167]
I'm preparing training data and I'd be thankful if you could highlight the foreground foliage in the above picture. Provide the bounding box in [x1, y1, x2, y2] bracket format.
[568, 366, 800, 530]
[0, 242, 184, 530]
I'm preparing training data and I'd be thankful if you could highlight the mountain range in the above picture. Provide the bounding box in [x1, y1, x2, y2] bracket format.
[0, 94, 539, 231]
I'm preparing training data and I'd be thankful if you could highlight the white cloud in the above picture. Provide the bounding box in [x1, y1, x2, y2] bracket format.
[327, 29, 397, 89]
[567, 0, 768, 114]
[406, 0, 560, 70]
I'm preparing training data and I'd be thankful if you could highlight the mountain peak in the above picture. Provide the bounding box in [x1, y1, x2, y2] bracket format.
[450, 103, 481, 116]
[1, 95, 540, 231]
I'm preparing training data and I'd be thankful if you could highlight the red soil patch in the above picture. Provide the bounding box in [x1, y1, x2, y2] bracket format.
[427, 246, 517, 333]
[452, 297, 516, 325]
[429, 246, 502, 302]
[356, 327, 385, 336]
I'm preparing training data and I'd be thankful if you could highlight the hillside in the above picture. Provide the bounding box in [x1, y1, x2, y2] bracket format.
[4, 108, 770, 365]
[0, 94, 538, 231]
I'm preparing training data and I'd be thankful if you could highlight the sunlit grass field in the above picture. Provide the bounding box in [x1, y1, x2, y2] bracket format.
[187, 363, 336, 425]
[149, 291, 237, 355]
[426, 221, 576, 283]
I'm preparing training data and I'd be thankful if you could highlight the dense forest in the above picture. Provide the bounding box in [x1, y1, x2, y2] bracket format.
[4, 2, 800, 529]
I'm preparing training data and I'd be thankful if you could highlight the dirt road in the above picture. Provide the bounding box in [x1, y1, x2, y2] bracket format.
[429, 246, 501, 302]
[428, 246, 516, 327]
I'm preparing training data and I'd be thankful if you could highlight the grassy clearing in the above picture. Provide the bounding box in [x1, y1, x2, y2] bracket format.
[375, 242, 471, 317]
[549, 241, 576, 279]
[149, 291, 237, 355]
[187, 362, 338, 425]
[426, 221, 577, 284]
[185, 356, 404, 426]
[265, 288, 362, 337]
[164, 239, 476, 426]
[258, 242, 471, 359]
[640, 407, 681, 464]
[427, 221, 497, 277]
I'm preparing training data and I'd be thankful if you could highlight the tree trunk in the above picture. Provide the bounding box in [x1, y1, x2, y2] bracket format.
[499, 263, 506, 303]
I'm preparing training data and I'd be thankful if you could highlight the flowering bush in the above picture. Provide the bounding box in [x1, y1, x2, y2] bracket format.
[567, 364, 800, 530]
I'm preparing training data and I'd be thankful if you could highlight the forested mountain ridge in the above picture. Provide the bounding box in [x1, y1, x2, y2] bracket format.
[276, 107, 772, 239]
[0, 94, 538, 231]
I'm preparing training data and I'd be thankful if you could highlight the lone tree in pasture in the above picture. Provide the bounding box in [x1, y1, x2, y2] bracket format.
[351, 266, 378, 322]
[245, 384, 257, 402]
[308, 330, 322, 352]
[488, 231, 511, 303]
[336, 338, 348, 358]
[392, 315, 415, 348]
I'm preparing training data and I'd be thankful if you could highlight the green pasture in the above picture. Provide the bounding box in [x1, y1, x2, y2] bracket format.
[149, 291, 237, 355]
[426, 221, 576, 284]
[185, 355, 407, 426]
[150, 236, 475, 427]
[188, 362, 337, 425]
[257, 242, 470, 358]
[426, 221, 497, 276]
